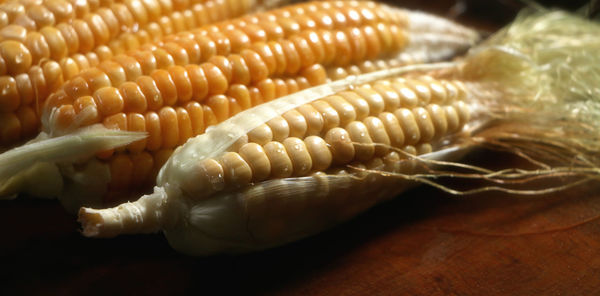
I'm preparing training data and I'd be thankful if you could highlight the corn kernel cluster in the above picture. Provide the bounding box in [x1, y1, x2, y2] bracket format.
[0, 0, 480, 209]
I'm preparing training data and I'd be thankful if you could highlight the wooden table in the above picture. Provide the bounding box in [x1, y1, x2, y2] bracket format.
[2, 1, 599, 295]
[3, 150, 600, 295]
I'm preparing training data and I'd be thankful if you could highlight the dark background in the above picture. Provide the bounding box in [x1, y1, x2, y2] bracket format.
[2, 1, 598, 295]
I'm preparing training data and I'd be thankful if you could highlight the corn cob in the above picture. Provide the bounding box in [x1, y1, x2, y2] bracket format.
[0, 0, 274, 147]
[0, 1, 479, 212]
[78, 11, 600, 255]
[38, 0, 476, 145]
[0, 0, 478, 147]
[77, 69, 471, 254]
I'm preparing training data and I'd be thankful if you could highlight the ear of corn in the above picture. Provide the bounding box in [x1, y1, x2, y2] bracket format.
[39, 1, 422, 135]
[0, 0, 479, 148]
[79, 66, 470, 253]
[0, 1, 480, 211]
[42, 0, 477, 134]
[79, 10, 600, 256]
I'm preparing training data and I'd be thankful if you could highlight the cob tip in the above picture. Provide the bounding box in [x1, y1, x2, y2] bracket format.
[78, 208, 107, 237]
[78, 188, 169, 238]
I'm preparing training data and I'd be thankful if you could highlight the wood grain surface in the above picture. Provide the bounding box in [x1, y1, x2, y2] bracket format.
[3, 150, 600, 295]
[1, 1, 598, 295]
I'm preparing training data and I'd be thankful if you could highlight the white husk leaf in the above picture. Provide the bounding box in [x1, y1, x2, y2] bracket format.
[0, 126, 145, 199]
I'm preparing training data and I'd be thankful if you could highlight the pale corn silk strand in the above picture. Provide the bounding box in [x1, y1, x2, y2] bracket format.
[79, 11, 600, 255]
[456, 10, 600, 181]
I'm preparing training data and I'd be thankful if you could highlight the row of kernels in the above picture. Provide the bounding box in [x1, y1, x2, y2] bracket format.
[229, 79, 470, 154]
[105, 147, 174, 198]
[194, 24, 407, 69]
[0, 105, 38, 144]
[76, 0, 252, 62]
[49, 60, 229, 114]
[174, 0, 409, 58]
[0, 60, 66, 113]
[326, 58, 410, 81]
[181, 122, 437, 201]
[175, 22, 406, 77]
[322, 102, 468, 158]
[0, 14, 119, 74]
[0, 0, 115, 31]
[250, 99, 461, 177]
[179, 136, 320, 197]
[239, 0, 408, 33]
[381, 77, 467, 107]
[106, 0, 254, 56]
[185, 4, 409, 69]
[0, 0, 232, 34]
[105, 0, 251, 54]
[36, 19, 405, 120]
[49, 62, 326, 132]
